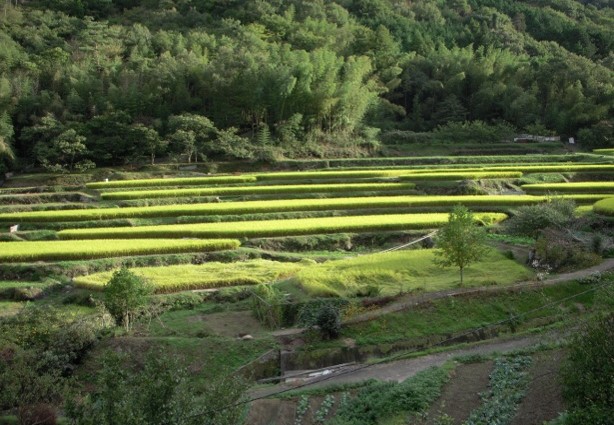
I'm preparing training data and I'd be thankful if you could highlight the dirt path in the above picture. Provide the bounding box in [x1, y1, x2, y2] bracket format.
[250, 333, 554, 399]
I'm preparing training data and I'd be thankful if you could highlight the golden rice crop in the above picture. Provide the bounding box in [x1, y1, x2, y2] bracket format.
[0, 239, 240, 263]
[73, 260, 303, 293]
[86, 175, 257, 189]
[57, 212, 507, 240]
[593, 197, 614, 216]
[99, 182, 416, 200]
[400, 171, 522, 181]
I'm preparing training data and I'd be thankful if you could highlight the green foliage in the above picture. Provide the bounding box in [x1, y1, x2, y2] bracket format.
[315, 304, 341, 340]
[103, 268, 152, 331]
[327, 364, 453, 425]
[535, 228, 602, 272]
[464, 355, 532, 425]
[522, 182, 614, 194]
[504, 199, 576, 237]
[560, 313, 614, 425]
[593, 196, 614, 217]
[66, 350, 247, 425]
[434, 205, 489, 285]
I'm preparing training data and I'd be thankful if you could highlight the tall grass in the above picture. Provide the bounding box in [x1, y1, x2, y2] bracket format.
[100, 182, 416, 200]
[57, 212, 507, 240]
[0, 239, 240, 262]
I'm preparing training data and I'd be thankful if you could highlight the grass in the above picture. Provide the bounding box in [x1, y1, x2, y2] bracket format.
[57, 212, 507, 240]
[86, 175, 257, 189]
[292, 249, 533, 297]
[73, 259, 304, 293]
[99, 182, 417, 200]
[0, 239, 240, 262]
[0, 301, 25, 317]
[522, 182, 614, 194]
[340, 281, 599, 346]
[0, 194, 596, 223]
[593, 197, 614, 216]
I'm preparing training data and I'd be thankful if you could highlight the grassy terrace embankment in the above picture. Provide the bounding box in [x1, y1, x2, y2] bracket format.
[522, 182, 614, 194]
[57, 212, 507, 240]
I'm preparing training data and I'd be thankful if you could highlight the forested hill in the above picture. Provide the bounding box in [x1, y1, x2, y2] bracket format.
[0, 0, 613, 171]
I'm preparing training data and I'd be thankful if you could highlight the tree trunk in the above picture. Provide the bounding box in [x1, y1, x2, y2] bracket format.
[151, 152, 155, 165]
[460, 266, 464, 286]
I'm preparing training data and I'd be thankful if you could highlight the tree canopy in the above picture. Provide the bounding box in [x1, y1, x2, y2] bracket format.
[0, 0, 612, 172]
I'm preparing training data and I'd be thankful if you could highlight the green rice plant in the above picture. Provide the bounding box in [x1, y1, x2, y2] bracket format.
[295, 249, 533, 297]
[253, 170, 408, 180]
[593, 148, 614, 156]
[86, 175, 256, 189]
[100, 182, 416, 200]
[407, 164, 614, 174]
[593, 197, 614, 216]
[73, 259, 303, 293]
[400, 171, 522, 181]
[57, 213, 507, 240]
[522, 182, 614, 194]
[0, 239, 240, 263]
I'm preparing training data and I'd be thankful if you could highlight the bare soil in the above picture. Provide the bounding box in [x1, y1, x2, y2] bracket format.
[510, 349, 566, 425]
[201, 310, 266, 338]
[413, 361, 494, 425]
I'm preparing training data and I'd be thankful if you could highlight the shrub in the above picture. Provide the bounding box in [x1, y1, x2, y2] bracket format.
[535, 228, 602, 272]
[250, 284, 284, 329]
[17, 403, 57, 425]
[504, 199, 576, 238]
[316, 305, 341, 340]
[103, 268, 153, 332]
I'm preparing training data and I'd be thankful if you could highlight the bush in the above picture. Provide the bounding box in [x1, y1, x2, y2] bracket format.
[561, 314, 614, 424]
[17, 403, 56, 425]
[316, 305, 341, 340]
[535, 228, 602, 272]
[504, 199, 576, 238]
[103, 268, 153, 331]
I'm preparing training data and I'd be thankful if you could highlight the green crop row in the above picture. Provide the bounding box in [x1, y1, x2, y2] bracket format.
[0, 239, 240, 263]
[86, 175, 256, 189]
[522, 182, 614, 194]
[400, 171, 523, 181]
[593, 149, 614, 156]
[57, 212, 507, 240]
[593, 197, 614, 216]
[99, 182, 416, 200]
[73, 260, 303, 293]
[405, 164, 614, 175]
[1, 194, 606, 223]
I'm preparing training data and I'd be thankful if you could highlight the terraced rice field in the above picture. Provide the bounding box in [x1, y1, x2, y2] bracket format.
[1, 152, 611, 294]
[0, 239, 240, 262]
[57, 213, 508, 239]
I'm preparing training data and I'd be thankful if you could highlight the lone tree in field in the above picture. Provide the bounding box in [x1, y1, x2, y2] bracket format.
[103, 268, 152, 332]
[434, 205, 488, 286]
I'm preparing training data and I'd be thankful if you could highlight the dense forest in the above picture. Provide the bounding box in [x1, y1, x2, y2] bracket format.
[0, 0, 613, 172]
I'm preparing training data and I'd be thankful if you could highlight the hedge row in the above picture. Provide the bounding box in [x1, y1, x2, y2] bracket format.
[73, 260, 303, 293]
[522, 182, 614, 194]
[99, 182, 417, 200]
[400, 171, 523, 181]
[86, 175, 257, 189]
[57, 212, 507, 240]
[1, 194, 604, 223]
[0, 239, 240, 263]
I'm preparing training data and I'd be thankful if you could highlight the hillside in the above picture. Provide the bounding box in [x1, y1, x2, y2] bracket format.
[0, 0, 613, 172]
